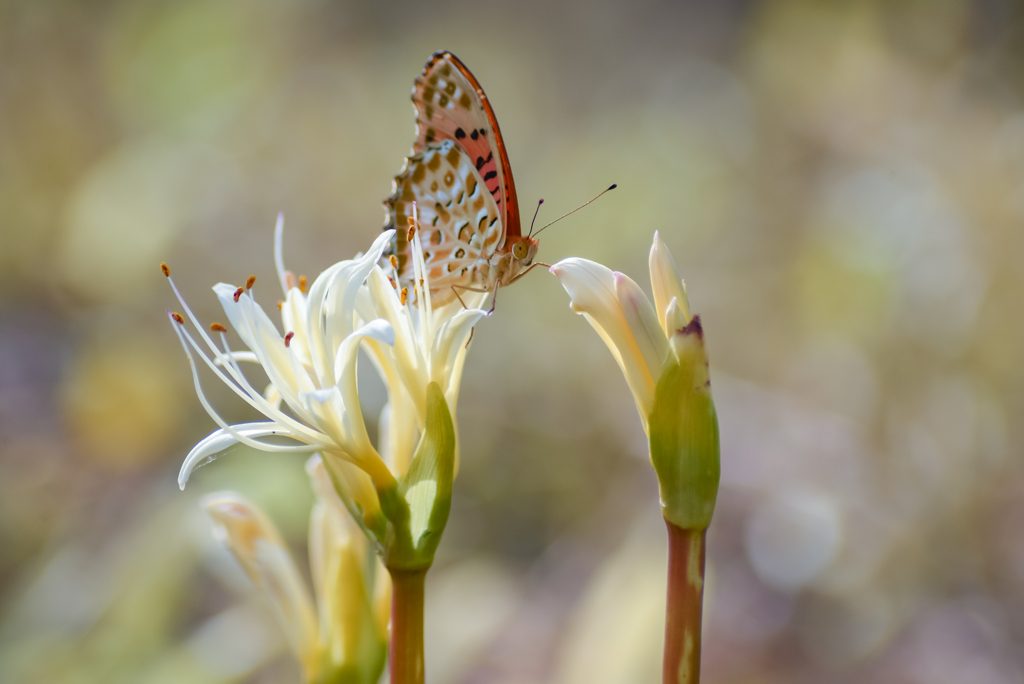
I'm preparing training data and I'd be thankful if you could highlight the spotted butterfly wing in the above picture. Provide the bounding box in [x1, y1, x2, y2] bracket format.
[410, 52, 521, 237]
[384, 51, 536, 306]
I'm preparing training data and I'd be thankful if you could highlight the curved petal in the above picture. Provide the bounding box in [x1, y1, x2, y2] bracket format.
[665, 296, 689, 339]
[303, 260, 352, 386]
[550, 257, 658, 417]
[650, 231, 691, 333]
[429, 307, 485, 390]
[179, 423, 318, 489]
[613, 271, 669, 383]
[333, 320, 395, 385]
[319, 231, 395, 377]
[367, 267, 427, 419]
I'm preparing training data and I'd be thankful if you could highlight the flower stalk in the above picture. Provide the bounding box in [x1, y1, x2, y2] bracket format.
[663, 523, 705, 684]
[388, 568, 426, 684]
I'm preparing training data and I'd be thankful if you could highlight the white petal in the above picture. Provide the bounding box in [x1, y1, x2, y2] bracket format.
[179, 422, 316, 489]
[333, 319, 395, 384]
[321, 232, 395, 372]
[550, 257, 658, 417]
[303, 260, 351, 386]
[613, 271, 669, 384]
[214, 283, 255, 347]
[327, 322, 396, 475]
[649, 231, 691, 333]
[273, 213, 289, 295]
[430, 308, 485, 390]
[665, 296, 689, 336]
[367, 267, 426, 417]
[302, 387, 337, 406]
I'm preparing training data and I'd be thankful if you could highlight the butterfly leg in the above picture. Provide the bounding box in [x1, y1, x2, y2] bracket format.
[452, 287, 471, 310]
[453, 287, 478, 347]
[506, 261, 552, 286]
[487, 282, 500, 316]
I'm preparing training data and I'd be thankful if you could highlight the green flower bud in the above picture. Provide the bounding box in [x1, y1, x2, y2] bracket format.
[648, 317, 719, 530]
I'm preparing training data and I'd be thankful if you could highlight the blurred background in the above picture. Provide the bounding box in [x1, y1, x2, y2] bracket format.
[2, 0, 1024, 682]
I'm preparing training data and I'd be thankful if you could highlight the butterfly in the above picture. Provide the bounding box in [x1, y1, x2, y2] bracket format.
[383, 51, 541, 307]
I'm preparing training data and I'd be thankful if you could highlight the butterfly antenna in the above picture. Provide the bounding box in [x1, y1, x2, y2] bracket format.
[527, 199, 545, 238]
[532, 184, 617, 237]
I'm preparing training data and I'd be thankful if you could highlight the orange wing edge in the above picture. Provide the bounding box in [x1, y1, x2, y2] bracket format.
[428, 50, 522, 240]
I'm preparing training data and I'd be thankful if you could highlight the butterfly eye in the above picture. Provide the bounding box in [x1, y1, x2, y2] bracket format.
[512, 241, 528, 260]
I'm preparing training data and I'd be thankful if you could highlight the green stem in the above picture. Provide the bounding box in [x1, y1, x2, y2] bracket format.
[663, 521, 706, 684]
[388, 567, 426, 684]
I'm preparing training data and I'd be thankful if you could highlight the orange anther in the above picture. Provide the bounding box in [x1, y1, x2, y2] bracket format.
[284, 331, 295, 347]
[160, 262, 170, 277]
[171, 312, 185, 324]
[245, 275, 256, 289]
[210, 323, 227, 333]
[400, 287, 408, 305]
[233, 287, 244, 302]
[299, 275, 307, 293]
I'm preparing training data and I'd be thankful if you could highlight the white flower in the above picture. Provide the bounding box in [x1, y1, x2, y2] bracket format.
[166, 216, 398, 491]
[551, 232, 718, 529]
[203, 454, 388, 684]
[550, 231, 700, 433]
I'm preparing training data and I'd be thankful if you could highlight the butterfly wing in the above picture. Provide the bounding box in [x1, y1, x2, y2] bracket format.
[384, 140, 501, 306]
[410, 51, 521, 242]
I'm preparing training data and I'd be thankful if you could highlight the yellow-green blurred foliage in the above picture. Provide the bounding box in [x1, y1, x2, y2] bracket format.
[2, 0, 1024, 682]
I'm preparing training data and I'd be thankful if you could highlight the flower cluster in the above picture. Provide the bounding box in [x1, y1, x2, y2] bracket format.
[167, 213, 488, 556]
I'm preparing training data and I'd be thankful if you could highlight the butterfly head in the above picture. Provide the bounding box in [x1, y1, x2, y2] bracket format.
[509, 236, 539, 266]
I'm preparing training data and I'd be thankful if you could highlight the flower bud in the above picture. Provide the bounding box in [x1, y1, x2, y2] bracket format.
[648, 316, 719, 530]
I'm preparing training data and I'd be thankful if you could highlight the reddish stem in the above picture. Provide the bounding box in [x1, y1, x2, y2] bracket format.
[663, 521, 706, 684]
[388, 568, 426, 684]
